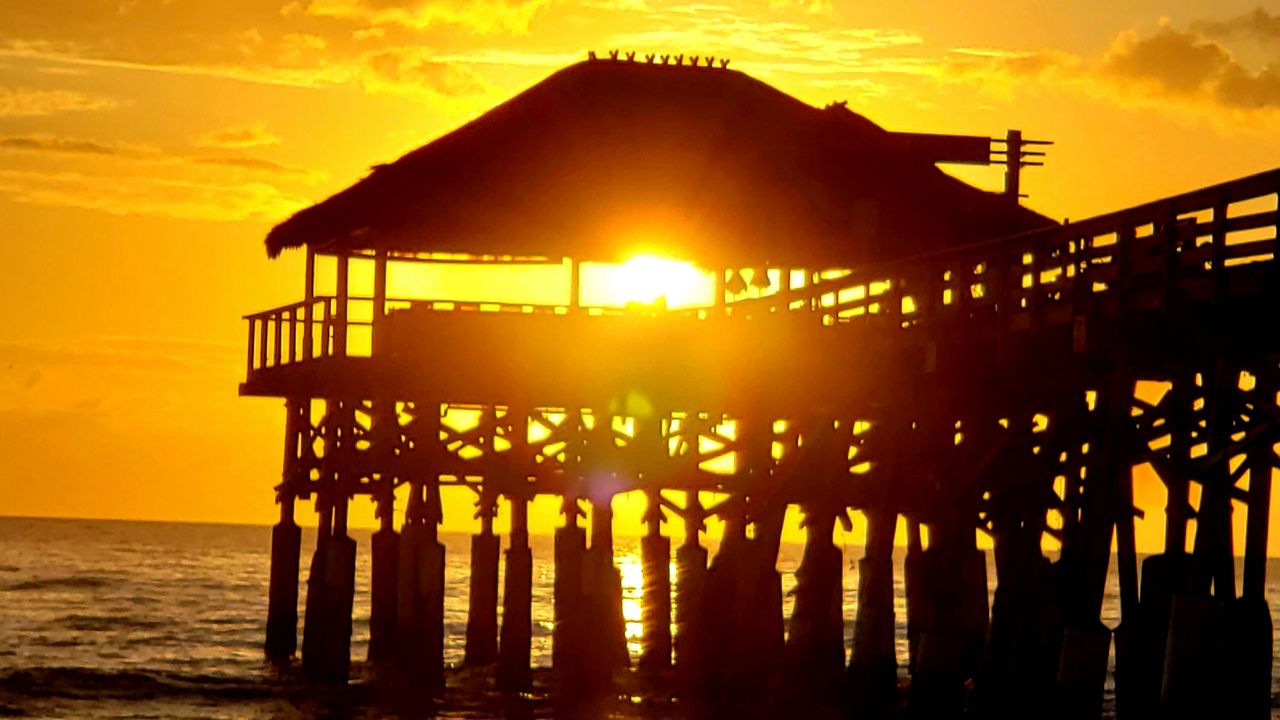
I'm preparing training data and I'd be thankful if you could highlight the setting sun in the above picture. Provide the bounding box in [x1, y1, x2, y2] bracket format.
[605, 255, 712, 308]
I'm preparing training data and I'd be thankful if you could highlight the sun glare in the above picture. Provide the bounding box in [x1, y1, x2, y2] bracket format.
[612, 255, 710, 308]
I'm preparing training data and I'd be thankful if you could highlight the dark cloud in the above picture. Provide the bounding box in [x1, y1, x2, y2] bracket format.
[1193, 8, 1280, 45]
[1102, 23, 1280, 109]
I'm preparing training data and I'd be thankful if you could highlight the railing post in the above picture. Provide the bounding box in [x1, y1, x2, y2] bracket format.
[1211, 197, 1228, 305]
[272, 311, 283, 368]
[303, 247, 316, 361]
[246, 318, 256, 373]
[258, 315, 269, 370]
[287, 309, 296, 364]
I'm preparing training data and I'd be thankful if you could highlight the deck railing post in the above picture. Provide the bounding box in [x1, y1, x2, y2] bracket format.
[302, 246, 315, 361]
[258, 316, 268, 370]
[286, 309, 296, 364]
[246, 318, 256, 373]
[272, 311, 283, 368]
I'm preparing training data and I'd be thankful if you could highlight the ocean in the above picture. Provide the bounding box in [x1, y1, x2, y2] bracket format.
[0, 516, 1274, 718]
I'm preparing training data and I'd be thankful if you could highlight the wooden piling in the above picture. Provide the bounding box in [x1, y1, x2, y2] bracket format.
[301, 400, 357, 683]
[848, 508, 899, 716]
[553, 497, 587, 678]
[582, 495, 628, 685]
[265, 499, 301, 661]
[640, 490, 673, 676]
[908, 518, 989, 718]
[264, 398, 304, 661]
[367, 505, 400, 664]
[784, 507, 843, 703]
[302, 494, 357, 683]
[465, 498, 500, 667]
[497, 493, 533, 691]
[396, 478, 445, 691]
[674, 492, 708, 689]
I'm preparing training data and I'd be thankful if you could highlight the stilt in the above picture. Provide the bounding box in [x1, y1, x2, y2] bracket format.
[497, 492, 533, 691]
[553, 496, 587, 678]
[784, 507, 843, 704]
[674, 492, 708, 690]
[908, 518, 988, 718]
[640, 490, 672, 676]
[748, 505, 787, 688]
[979, 526, 1059, 720]
[265, 497, 301, 661]
[301, 400, 357, 683]
[265, 397, 304, 661]
[465, 494, 500, 667]
[302, 493, 357, 683]
[368, 482, 400, 664]
[580, 493, 627, 691]
[904, 518, 924, 674]
[1223, 371, 1275, 719]
[1055, 375, 1131, 719]
[1160, 593, 1225, 718]
[1130, 374, 1194, 716]
[397, 478, 445, 691]
[698, 506, 749, 705]
[848, 508, 899, 717]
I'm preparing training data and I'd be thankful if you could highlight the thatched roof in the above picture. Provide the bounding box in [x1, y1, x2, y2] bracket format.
[265, 59, 1054, 265]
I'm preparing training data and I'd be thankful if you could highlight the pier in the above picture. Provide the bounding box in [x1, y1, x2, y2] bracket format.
[242, 57, 1280, 717]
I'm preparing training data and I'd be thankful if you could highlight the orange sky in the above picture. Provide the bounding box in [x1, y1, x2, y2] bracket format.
[1, 1, 1279, 553]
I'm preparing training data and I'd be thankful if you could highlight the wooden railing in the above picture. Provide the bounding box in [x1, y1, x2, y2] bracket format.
[728, 168, 1280, 336]
[244, 168, 1279, 378]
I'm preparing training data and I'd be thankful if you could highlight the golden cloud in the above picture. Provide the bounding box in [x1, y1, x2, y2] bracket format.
[305, 0, 552, 34]
[0, 169, 305, 222]
[195, 122, 282, 149]
[0, 86, 118, 116]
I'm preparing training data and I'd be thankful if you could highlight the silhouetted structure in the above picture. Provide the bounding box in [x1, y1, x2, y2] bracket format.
[243, 56, 1279, 719]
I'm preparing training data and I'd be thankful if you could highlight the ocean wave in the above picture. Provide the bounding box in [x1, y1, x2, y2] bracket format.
[0, 667, 278, 702]
[58, 614, 166, 632]
[5, 575, 115, 592]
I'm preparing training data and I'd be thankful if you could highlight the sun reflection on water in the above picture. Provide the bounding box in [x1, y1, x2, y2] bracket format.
[616, 548, 644, 656]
